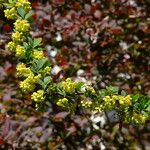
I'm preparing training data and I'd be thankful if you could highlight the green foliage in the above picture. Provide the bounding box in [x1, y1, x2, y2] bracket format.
[17, 7, 26, 18]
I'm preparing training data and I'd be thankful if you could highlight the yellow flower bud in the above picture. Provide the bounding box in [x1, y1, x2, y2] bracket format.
[7, 41, 17, 52]
[86, 85, 96, 94]
[16, 63, 32, 77]
[81, 100, 92, 108]
[61, 78, 77, 93]
[16, 0, 31, 12]
[4, 8, 17, 20]
[44, 66, 51, 75]
[31, 90, 44, 102]
[57, 98, 68, 107]
[33, 50, 45, 59]
[12, 32, 25, 43]
[14, 20, 30, 32]
[132, 112, 146, 125]
[19, 74, 40, 93]
[16, 45, 25, 57]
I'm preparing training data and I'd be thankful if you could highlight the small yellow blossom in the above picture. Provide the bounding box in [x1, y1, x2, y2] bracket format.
[112, 95, 132, 106]
[57, 98, 69, 107]
[31, 90, 44, 102]
[12, 32, 25, 43]
[14, 20, 30, 32]
[33, 50, 45, 59]
[16, 63, 32, 77]
[81, 100, 92, 108]
[4, 8, 17, 20]
[20, 74, 36, 93]
[103, 96, 115, 110]
[43, 66, 51, 75]
[7, 41, 17, 52]
[132, 112, 146, 125]
[86, 85, 96, 94]
[16, 0, 31, 12]
[102, 95, 132, 110]
[16, 45, 25, 57]
[61, 78, 77, 93]
[34, 74, 42, 80]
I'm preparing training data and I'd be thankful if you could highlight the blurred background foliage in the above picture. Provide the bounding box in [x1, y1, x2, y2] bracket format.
[0, 0, 150, 149]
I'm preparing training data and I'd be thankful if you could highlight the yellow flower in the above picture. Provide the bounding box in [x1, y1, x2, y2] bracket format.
[14, 20, 30, 32]
[16, 63, 32, 77]
[86, 85, 96, 94]
[20, 74, 35, 93]
[103, 96, 115, 110]
[12, 32, 25, 43]
[33, 50, 45, 59]
[132, 112, 146, 125]
[57, 98, 68, 107]
[61, 78, 77, 93]
[34, 74, 42, 80]
[31, 90, 44, 102]
[7, 41, 17, 52]
[112, 95, 132, 106]
[43, 66, 51, 75]
[81, 100, 92, 108]
[16, 45, 25, 57]
[4, 8, 17, 20]
[16, 0, 31, 12]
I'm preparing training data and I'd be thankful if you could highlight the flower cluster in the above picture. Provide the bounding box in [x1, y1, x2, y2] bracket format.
[12, 32, 26, 43]
[16, 63, 32, 77]
[14, 19, 30, 32]
[43, 66, 51, 75]
[4, 0, 31, 20]
[57, 98, 69, 107]
[16, 0, 31, 12]
[33, 50, 45, 59]
[31, 90, 45, 102]
[4, 8, 17, 20]
[3, 0, 48, 99]
[60, 78, 77, 93]
[125, 112, 146, 125]
[81, 100, 92, 108]
[20, 76, 35, 93]
[132, 113, 146, 125]
[16, 45, 25, 57]
[16, 62, 43, 94]
[80, 85, 96, 94]
[7, 41, 17, 52]
[20, 74, 41, 93]
[103, 95, 132, 110]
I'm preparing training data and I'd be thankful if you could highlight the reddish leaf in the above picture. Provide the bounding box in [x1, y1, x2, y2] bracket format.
[53, 112, 69, 122]
[0, 137, 5, 145]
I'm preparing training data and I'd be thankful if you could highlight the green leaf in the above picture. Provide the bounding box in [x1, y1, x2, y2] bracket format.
[28, 37, 33, 46]
[23, 42, 29, 49]
[37, 79, 45, 89]
[25, 12, 33, 20]
[76, 82, 84, 90]
[31, 58, 50, 73]
[106, 86, 119, 95]
[8, 0, 13, 3]
[33, 38, 42, 48]
[3, 3, 14, 8]
[131, 94, 140, 103]
[37, 58, 48, 70]
[44, 76, 51, 85]
[17, 7, 26, 19]
[121, 90, 127, 96]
